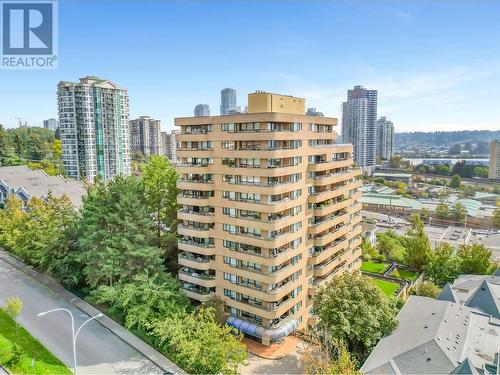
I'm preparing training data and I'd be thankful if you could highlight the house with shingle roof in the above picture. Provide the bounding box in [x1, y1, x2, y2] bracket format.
[0, 165, 87, 208]
[361, 296, 500, 374]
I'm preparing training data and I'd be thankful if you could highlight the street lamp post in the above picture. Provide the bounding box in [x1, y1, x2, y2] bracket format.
[37, 308, 103, 375]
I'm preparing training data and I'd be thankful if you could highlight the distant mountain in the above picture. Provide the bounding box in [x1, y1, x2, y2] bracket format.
[395, 130, 500, 147]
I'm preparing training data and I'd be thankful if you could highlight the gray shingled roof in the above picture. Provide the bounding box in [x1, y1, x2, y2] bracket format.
[450, 358, 479, 375]
[465, 279, 500, 319]
[0, 165, 87, 208]
[438, 283, 459, 303]
[361, 296, 500, 374]
[451, 274, 500, 319]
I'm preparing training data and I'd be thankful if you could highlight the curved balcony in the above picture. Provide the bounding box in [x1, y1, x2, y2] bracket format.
[308, 212, 348, 235]
[313, 225, 350, 247]
[178, 239, 216, 255]
[177, 179, 214, 191]
[177, 194, 214, 207]
[178, 223, 213, 238]
[309, 237, 349, 265]
[308, 186, 348, 204]
[179, 268, 216, 288]
[178, 252, 214, 270]
[314, 256, 348, 277]
[181, 285, 214, 302]
[313, 198, 350, 216]
[177, 208, 215, 223]
[312, 170, 356, 186]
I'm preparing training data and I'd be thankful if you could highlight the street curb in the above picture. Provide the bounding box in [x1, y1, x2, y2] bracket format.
[0, 250, 186, 375]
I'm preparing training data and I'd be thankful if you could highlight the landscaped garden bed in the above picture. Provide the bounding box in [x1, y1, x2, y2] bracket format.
[360, 260, 390, 274]
[372, 279, 400, 297]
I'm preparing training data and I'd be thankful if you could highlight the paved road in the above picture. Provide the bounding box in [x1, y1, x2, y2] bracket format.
[0, 258, 163, 374]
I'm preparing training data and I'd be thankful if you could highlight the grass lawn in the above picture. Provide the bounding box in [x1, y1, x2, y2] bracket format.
[372, 278, 400, 296]
[0, 309, 72, 374]
[397, 269, 418, 281]
[360, 261, 389, 275]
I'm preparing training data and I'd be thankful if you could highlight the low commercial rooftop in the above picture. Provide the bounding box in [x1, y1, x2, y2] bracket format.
[0, 165, 87, 208]
[362, 296, 500, 374]
[360, 192, 423, 210]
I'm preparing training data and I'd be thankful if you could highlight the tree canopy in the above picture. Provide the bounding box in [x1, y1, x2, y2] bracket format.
[78, 176, 165, 287]
[153, 307, 247, 374]
[314, 273, 399, 359]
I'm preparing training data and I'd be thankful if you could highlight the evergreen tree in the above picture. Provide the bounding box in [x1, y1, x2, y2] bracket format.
[404, 214, 432, 270]
[79, 176, 164, 287]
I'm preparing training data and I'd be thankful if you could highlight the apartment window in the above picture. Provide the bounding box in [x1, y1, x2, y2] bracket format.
[223, 240, 238, 250]
[223, 256, 238, 267]
[223, 224, 237, 234]
[224, 272, 237, 284]
[221, 141, 235, 150]
[240, 277, 262, 290]
[224, 289, 237, 300]
[241, 260, 261, 272]
[221, 123, 235, 132]
[240, 175, 260, 185]
[223, 207, 237, 217]
[241, 311, 262, 324]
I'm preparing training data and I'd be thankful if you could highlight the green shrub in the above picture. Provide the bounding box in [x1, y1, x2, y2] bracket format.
[0, 333, 13, 363]
[391, 268, 401, 278]
[5, 343, 24, 367]
[376, 254, 386, 262]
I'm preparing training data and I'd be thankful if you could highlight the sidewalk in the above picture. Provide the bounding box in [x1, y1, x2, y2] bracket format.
[0, 249, 186, 375]
[243, 336, 302, 359]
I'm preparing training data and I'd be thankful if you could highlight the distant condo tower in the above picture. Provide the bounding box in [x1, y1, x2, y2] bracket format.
[489, 140, 500, 180]
[129, 116, 162, 156]
[220, 88, 237, 115]
[57, 76, 131, 181]
[342, 85, 378, 167]
[376, 116, 395, 161]
[194, 104, 210, 117]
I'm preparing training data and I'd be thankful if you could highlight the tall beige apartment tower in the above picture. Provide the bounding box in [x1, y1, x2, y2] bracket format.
[176, 92, 363, 345]
[489, 140, 500, 180]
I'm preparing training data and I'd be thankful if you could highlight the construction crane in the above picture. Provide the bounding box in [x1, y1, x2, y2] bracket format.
[15, 117, 28, 128]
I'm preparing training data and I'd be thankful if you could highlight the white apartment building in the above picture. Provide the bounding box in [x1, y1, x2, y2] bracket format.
[376, 116, 395, 161]
[130, 116, 162, 156]
[58, 76, 131, 182]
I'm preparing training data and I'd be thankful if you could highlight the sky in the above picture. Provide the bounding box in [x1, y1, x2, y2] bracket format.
[1, 0, 500, 132]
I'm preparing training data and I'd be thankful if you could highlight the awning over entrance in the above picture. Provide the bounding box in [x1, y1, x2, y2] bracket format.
[226, 316, 298, 341]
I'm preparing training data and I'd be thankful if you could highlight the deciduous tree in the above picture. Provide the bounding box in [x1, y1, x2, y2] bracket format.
[457, 243, 495, 275]
[153, 307, 247, 374]
[314, 273, 398, 360]
[424, 243, 461, 287]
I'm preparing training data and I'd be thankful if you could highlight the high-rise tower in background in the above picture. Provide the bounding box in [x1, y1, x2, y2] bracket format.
[161, 130, 179, 162]
[220, 88, 237, 115]
[194, 104, 210, 117]
[341, 85, 378, 167]
[176, 91, 362, 345]
[57, 76, 131, 181]
[489, 140, 500, 180]
[43, 118, 58, 131]
[129, 116, 162, 156]
[376, 116, 395, 161]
